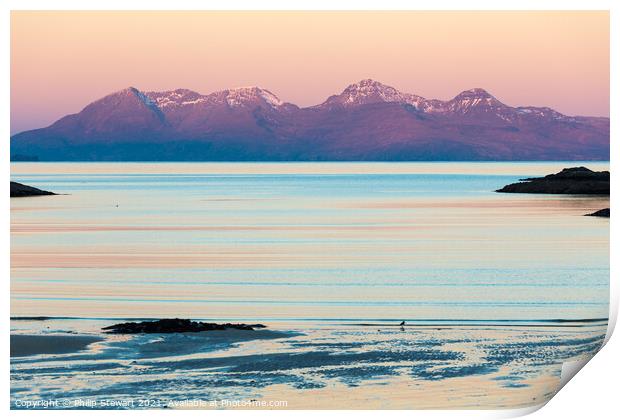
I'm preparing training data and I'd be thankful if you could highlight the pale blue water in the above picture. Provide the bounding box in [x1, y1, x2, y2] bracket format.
[10, 162, 610, 409]
[11, 162, 609, 322]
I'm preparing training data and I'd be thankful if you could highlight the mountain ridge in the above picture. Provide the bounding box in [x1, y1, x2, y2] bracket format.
[11, 79, 609, 161]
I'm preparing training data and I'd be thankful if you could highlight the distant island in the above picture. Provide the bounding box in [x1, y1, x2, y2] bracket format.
[10, 181, 55, 197]
[10, 79, 609, 161]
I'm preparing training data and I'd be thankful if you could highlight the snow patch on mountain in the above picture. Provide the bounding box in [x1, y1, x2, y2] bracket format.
[146, 89, 206, 109]
[146, 86, 287, 111]
[516, 106, 575, 122]
[224, 87, 284, 108]
[127, 82, 581, 125]
[129, 87, 158, 108]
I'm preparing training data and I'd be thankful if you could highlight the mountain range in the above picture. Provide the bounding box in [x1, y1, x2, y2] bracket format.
[10, 79, 609, 161]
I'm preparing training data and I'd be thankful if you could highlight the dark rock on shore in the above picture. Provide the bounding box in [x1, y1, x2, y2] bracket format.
[586, 208, 610, 218]
[496, 167, 609, 194]
[102, 318, 267, 334]
[10, 181, 55, 197]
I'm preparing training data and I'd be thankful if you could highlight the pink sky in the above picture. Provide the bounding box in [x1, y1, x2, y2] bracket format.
[11, 11, 609, 135]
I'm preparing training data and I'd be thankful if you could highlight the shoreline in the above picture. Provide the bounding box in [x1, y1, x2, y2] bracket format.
[10, 316, 609, 323]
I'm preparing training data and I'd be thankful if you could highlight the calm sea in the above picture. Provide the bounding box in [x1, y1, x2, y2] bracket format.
[10, 162, 609, 322]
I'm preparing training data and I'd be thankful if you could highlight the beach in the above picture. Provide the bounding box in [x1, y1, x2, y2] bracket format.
[10, 318, 606, 409]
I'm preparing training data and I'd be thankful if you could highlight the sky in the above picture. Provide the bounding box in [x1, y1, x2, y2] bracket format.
[10, 10, 609, 135]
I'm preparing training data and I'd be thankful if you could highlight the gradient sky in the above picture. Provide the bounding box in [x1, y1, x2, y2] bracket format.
[11, 11, 609, 135]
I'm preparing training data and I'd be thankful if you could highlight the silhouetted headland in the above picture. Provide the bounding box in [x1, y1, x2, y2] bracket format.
[496, 167, 609, 194]
[586, 208, 610, 218]
[10, 181, 55, 197]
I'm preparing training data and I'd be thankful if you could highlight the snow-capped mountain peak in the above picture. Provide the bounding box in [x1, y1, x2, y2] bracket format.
[453, 88, 494, 99]
[81, 87, 162, 116]
[120, 87, 157, 109]
[223, 87, 284, 108]
[447, 88, 508, 115]
[322, 78, 426, 108]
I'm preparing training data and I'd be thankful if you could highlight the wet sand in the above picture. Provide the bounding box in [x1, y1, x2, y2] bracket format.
[11, 334, 102, 357]
[9, 319, 605, 409]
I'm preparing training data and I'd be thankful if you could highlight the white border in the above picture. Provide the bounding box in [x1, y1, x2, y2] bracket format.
[2, 1, 617, 419]
[0, 0, 616, 10]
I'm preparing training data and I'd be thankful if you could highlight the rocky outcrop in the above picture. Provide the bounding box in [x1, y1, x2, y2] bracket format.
[102, 318, 267, 334]
[586, 208, 610, 218]
[496, 167, 609, 194]
[10, 181, 55, 197]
